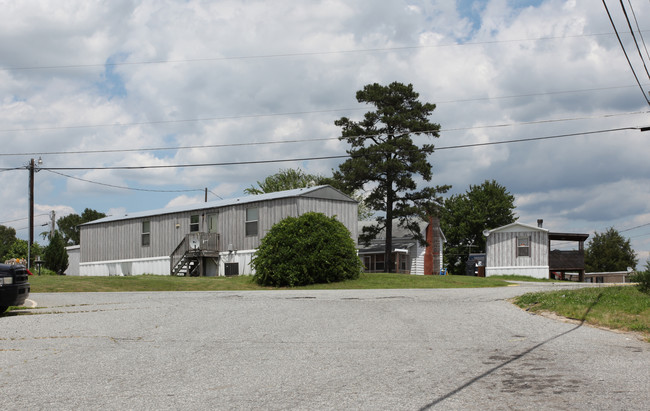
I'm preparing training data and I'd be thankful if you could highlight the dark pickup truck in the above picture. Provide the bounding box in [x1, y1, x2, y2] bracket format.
[0, 263, 30, 314]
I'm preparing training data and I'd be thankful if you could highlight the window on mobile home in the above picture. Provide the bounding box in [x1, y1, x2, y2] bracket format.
[190, 215, 200, 232]
[142, 221, 150, 246]
[517, 237, 530, 257]
[245, 207, 258, 236]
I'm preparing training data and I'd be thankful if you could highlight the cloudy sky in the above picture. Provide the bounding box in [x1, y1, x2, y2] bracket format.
[1, 0, 649, 267]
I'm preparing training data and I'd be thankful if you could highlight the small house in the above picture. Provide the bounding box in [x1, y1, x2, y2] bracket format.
[357, 216, 445, 275]
[484, 220, 588, 280]
[76, 185, 357, 276]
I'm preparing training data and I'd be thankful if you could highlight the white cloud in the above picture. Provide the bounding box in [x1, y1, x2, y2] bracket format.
[1, 0, 649, 266]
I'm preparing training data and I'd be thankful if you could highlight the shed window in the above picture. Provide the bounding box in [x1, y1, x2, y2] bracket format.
[190, 215, 200, 232]
[245, 207, 258, 236]
[517, 237, 530, 257]
[142, 221, 150, 247]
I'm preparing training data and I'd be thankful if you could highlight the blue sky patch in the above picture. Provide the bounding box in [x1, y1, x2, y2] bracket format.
[95, 53, 128, 99]
[457, 0, 545, 33]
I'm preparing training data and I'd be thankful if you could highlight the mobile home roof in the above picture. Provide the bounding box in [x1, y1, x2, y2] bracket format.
[81, 185, 354, 226]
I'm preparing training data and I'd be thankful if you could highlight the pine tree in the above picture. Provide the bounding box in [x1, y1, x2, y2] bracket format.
[334, 82, 449, 272]
[44, 231, 69, 274]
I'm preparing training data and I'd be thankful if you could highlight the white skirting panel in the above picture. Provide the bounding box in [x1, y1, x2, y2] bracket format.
[219, 249, 255, 275]
[79, 251, 258, 276]
[80, 256, 171, 276]
[486, 266, 549, 279]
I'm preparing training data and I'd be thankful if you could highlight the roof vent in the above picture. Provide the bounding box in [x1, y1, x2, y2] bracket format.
[537, 219, 543, 228]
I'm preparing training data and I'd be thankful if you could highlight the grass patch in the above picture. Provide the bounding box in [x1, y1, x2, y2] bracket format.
[27, 273, 509, 293]
[514, 286, 650, 339]
[490, 275, 556, 282]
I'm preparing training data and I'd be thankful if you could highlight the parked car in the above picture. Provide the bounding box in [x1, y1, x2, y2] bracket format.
[0, 263, 30, 314]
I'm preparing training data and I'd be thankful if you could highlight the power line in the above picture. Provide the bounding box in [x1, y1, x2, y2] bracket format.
[626, 0, 650, 62]
[602, 0, 650, 105]
[618, 0, 650, 80]
[0, 85, 645, 135]
[0, 108, 365, 134]
[0, 214, 50, 225]
[21, 126, 639, 171]
[1, 110, 647, 159]
[5, 126, 645, 202]
[2, 31, 643, 72]
[435, 127, 639, 151]
[619, 221, 650, 233]
[44, 169, 208, 194]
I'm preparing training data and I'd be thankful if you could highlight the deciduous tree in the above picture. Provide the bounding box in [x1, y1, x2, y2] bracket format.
[585, 228, 637, 273]
[0, 225, 17, 261]
[57, 208, 106, 245]
[334, 82, 449, 272]
[244, 168, 325, 195]
[441, 180, 517, 275]
[246, 168, 374, 220]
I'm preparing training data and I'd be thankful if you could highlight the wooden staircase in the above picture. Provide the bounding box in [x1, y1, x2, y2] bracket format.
[170, 233, 220, 276]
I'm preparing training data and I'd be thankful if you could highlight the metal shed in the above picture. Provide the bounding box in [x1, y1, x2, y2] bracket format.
[485, 221, 589, 280]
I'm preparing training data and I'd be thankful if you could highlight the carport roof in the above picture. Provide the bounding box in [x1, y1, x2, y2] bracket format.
[549, 232, 589, 242]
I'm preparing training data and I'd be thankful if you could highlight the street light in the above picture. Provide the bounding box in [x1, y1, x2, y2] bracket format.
[28, 157, 42, 270]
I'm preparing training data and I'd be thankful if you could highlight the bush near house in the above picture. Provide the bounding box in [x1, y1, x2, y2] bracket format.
[252, 212, 362, 287]
[631, 261, 650, 295]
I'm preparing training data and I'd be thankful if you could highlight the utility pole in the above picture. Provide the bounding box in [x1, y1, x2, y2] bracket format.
[50, 210, 56, 239]
[28, 158, 35, 270]
[27, 157, 42, 270]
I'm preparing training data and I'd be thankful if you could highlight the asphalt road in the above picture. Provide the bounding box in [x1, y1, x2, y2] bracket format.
[1, 283, 648, 410]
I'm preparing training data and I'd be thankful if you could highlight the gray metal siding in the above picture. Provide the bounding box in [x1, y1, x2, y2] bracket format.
[486, 231, 548, 268]
[297, 197, 358, 242]
[219, 198, 298, 251]
[80, 193, 357, 263]
[81, 209, 218, 262]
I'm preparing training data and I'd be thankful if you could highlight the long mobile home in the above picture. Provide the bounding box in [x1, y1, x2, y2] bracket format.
[77, 185, 357, 276]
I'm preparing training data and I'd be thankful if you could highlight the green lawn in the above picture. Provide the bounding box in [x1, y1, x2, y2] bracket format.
[514, 286, 650, 340]
[25, 272, 510, 293]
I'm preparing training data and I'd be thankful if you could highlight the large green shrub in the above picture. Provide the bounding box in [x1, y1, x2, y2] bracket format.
[252, 212, 362, 287]
[631, 261, 650, 295]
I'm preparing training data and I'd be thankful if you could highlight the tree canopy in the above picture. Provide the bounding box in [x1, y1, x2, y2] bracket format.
[57, 208, 106, 245]
[585, 228, 637, 272]
[2, 238, 43, 264]
[334, 82, 449, 272]
[244, 168, 327, 195]
[245, 168, 374, 220]
[440, 180, 517, 275]
[0, 225, 17, 261]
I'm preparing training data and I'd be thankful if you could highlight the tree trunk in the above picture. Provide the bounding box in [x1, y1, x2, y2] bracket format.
[385, 187, 393, 273]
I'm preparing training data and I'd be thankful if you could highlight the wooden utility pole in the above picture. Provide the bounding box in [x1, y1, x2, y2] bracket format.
[50, 210, 56, 239]
[28, 158, 35, 270]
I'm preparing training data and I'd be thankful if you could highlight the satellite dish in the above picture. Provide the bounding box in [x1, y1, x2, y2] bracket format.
[190, 239, 200, 250]
[482, 229, 490, 237]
